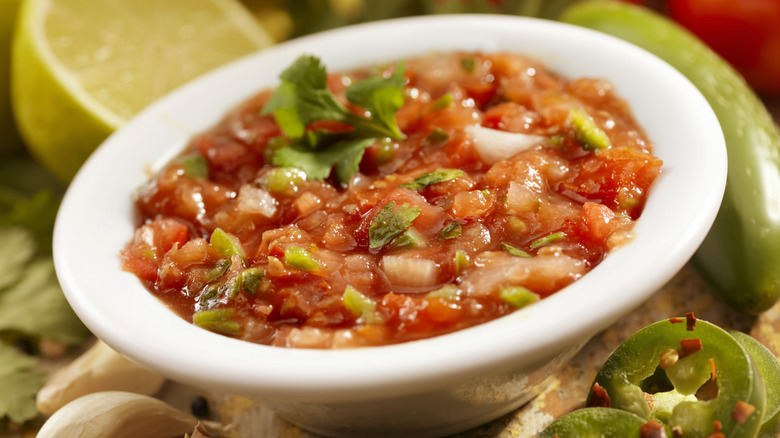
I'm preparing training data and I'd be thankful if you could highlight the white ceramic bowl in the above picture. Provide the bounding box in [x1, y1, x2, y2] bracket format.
[54, 15, 726, 437]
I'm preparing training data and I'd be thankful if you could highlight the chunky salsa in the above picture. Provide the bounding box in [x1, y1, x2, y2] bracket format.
[121, 51, 661, 348]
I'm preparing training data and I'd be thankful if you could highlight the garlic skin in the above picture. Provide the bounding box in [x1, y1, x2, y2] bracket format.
[36, 340, 166, 415]
[37, 391, 200, 438]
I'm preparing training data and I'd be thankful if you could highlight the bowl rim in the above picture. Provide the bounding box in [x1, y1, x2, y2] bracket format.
[54, 13, 726, 402]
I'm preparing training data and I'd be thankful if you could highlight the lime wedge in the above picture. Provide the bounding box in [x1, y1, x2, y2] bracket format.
[11, 0, 274, 181]
[0, 0, 22, 157]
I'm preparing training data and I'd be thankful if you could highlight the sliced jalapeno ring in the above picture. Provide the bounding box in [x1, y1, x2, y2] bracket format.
[538, 407, 652, 438]
[587, 317, 766, 437]
[730, 330, 780, 426]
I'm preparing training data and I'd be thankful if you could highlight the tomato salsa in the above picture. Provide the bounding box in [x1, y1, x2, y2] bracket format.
[122, 51, 661, 348]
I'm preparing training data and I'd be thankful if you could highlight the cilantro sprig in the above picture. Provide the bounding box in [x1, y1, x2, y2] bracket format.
[262, 55, 407, 185]
[368, 201, 420, 250]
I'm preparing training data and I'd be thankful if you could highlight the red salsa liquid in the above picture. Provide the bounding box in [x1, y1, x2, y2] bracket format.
[122, 52, 661, 348]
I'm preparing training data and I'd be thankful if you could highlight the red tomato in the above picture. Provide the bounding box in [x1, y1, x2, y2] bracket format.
[668, 0, 780, 94]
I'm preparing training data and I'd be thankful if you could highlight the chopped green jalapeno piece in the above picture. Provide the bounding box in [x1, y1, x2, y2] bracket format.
[192, 308, 240, 336]
[431, 93, 454, 111]
[454, 249, 470, 274]
[569, 107, 611, 151]
[205, 258, 230, 282]
[209, 228, 245, 262]
[530, 231, 564, 249]
[425, 285, 461, 301]
[500, 242, 531, 258]
[587, 317, 766, 437]
[240, 267, 265, 295]
[284, 246, 320, 271]
[176, 154, 208, 179]
[439, 222, 462, 240]
[399, 168, 464, 191]
[342, 286, 382, 324]
[498, 286, 539, 309]
[424, 127, 450, 146]
[539, 407, 651, 438]
[459, 57, 476, 73]
[368, 201, 420, 249]
[391, 227, 425, 249]
[260, 167, 306, 193]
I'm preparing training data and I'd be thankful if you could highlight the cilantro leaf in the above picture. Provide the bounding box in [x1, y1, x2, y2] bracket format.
[400, 168, 464, 191]
[368, 201, 421, 249]
[273, 137, 375, 183]
[0, 342, 45, 423]
[0, 227, 36, 290]
[262, 55, 407, 185]
[344, 62, 406, 139]
[0, 255, 90, 346]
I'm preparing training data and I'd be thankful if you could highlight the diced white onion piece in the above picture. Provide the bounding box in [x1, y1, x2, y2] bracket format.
[236, 185, 277, 218]
[465, 125, 546, 164]
[505, 181, 539, 214]
[381, 255, 438, 290]
[461, 251, 586, 297]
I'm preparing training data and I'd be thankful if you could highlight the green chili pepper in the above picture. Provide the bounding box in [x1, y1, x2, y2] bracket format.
[539, 407, 651, 438]
[586, 317, 766, 437]
[284, 245, 320, 271]
[192, 308, 241, 336]
[730, 330, 780, 429]
[342, 285, 382, 324]
[560, 0, 780, 314]
[209, 228, 245, 262]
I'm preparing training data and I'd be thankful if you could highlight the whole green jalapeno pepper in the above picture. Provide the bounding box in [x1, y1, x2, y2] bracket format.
[538, 407, 655, 438]
[561, 0, 780, 313]
[585, 315, 766, 437]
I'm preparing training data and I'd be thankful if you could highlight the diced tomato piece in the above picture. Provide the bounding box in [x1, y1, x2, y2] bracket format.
[560, 147, 662, 219]
[121, 218, 189, 282]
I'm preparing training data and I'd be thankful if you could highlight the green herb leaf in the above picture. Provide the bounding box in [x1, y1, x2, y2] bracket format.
[439, 222, 462, 240]
[0, 342, 46, 423]
[345, 62, 407, 140]
[368, 202, 421, 249]
[500, 242, 532, 258]
[530, 232, 565, 249]
[0, 227, 36, 290]
[262, 55, 406, 184]
[0, 255, 90, 346]
[399, 168, 464, 191]
[273, 137, 374, 184]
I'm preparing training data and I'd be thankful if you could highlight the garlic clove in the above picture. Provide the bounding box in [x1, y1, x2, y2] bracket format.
[36, 339, 166, 415]
[37, 391, 204, 438]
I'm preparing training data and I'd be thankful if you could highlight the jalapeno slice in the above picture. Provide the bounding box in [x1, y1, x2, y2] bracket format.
[587, 317, 766, 437]
[539, 407, 650, 438]
[730, 330, 780, 435]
